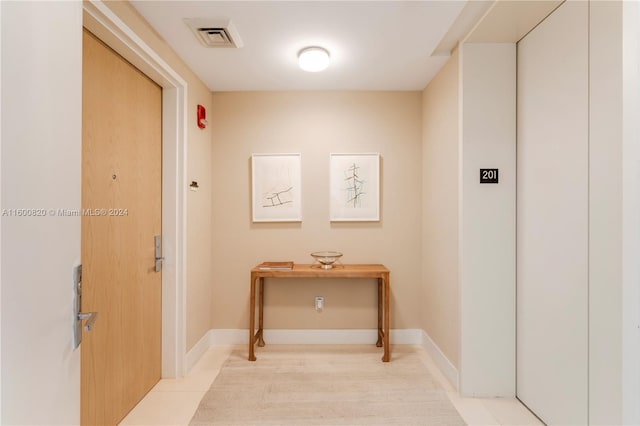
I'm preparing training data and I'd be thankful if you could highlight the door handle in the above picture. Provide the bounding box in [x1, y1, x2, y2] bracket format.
[78, 312, 99, 331]
[154, 235, 164, 272]
[155, 256, 164, 272]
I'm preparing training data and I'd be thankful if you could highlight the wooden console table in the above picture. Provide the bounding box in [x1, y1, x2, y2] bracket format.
[248, 264, 390, 362]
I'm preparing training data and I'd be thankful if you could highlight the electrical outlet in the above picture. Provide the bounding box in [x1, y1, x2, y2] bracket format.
[315, 296, 324, 313]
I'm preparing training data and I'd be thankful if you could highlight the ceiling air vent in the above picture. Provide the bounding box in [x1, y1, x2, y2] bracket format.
[184, 18, 243, 49]
[196, 28, 235, 48]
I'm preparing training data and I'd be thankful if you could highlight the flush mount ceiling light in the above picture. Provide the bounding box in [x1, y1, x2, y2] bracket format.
[298, 47, 330, 72]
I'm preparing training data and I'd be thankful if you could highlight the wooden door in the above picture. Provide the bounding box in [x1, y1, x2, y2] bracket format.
[516, 1, 588, 424]
[81, 29, 162, 425]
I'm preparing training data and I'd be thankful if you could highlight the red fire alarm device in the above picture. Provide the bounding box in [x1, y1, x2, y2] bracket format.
[197, 104, 207, 129]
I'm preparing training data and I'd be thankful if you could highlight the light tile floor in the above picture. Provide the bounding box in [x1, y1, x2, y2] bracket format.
[119, 345, 543, 426]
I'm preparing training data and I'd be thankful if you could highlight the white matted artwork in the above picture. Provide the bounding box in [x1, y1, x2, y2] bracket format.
[251, 153, 302, 222]
[330, 153, 380, 221]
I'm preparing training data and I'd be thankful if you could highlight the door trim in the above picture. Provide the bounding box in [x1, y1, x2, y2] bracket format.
[83, 0, 187, 378]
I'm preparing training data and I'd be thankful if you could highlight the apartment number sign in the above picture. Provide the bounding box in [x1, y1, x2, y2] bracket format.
[480, 168, 499, 184]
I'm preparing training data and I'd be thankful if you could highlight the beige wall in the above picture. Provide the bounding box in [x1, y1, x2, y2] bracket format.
[102, 2, 214, 351]
[210, 92, 423, 330]
[421, 51, 460, 368]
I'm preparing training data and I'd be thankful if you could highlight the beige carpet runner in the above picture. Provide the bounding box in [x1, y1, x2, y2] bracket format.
[190, 345, 466, 425]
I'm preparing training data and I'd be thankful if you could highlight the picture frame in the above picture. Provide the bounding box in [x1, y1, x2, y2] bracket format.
[329, 153, 380, 221]
[251, 153, 302, 222]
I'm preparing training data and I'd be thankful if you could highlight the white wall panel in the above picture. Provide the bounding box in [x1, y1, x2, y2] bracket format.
[1, 1, 82, 424]
[588, 2, 623, 424]
[516, 1, 589, 424]
[621, 1, 640, 424]
[460, 43, 516, 397]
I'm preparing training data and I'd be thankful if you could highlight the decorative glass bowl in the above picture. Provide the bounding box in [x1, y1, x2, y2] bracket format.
[311, 251, 343, 269]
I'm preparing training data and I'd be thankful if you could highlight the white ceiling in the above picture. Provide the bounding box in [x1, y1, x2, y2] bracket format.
[131, 1, 468, 91]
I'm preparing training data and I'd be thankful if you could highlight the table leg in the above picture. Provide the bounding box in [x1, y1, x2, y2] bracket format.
[249, 273, 256, 361]
[383, 273, 390, 362]
[376, 278, 383, 347]
[258, 277, 266, 347]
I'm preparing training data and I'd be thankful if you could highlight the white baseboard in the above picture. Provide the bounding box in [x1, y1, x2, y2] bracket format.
[204, 328, 423, 345]
[184, 327, 459, 391]
[184, 329, 215, 373]
[420, 329, 459, 391]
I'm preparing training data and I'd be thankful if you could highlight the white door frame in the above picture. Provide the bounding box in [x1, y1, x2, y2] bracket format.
[0, 1, 4, 418]
[82, 0, 187, 378]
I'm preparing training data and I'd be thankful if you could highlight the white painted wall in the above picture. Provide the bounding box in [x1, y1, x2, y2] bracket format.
[426, 2, 636, 421]
[622, 1, 640, 424]
[515, 2, 636, 423]
[0, 1, 3, 420]
[589, 2, 623, 424]
[516, 2, 589, 423]
[1, 2, 82, 424]
[459, 43, 516, 397]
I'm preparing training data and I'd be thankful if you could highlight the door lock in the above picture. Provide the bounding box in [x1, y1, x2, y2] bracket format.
[73, 264, 99, 349]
